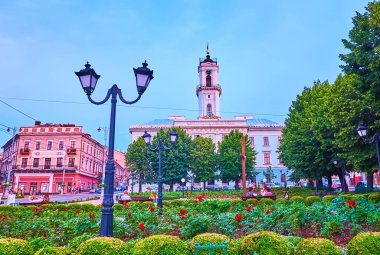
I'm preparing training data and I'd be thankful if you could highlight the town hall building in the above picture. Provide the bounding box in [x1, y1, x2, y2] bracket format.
[129, 47, 291, 186]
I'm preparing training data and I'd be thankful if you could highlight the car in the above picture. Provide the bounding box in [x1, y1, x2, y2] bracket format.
[265, 183, 280, 188]
[206, 185, 221, 191]
[355, 181, 367, 188]
[332, 179, 341, 188]
[95, 187, 102, 193]
[115, 185, 128, 191]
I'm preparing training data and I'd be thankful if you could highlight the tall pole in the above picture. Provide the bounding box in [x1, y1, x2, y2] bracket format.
[241, 136, 246, 196]
[100, 90, 117, 237]
[374, 134, 380, 171]
[5, 127, 17, 196]
[157, 142, 163, 216]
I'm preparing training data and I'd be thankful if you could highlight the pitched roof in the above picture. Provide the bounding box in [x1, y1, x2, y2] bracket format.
[143, 119, 174, 126]
[247, 118, 284, 128]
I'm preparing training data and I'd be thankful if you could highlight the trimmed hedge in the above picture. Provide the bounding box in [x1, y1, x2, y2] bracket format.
[289, 196, 304, 204]
[35, 246, 69, 255]
[295, 238, 342, 255]
[240, 231, 293, 255]
[0, 238, 33, 255]
[368, 193, 380, 203]
[132, 235, 190, 255]
[66, 233, 97, 251]
[322, 195, 337, 204]
[77, 237, 124, 255]
[346, 231, 380, 255]
[305, 196, 321, 206]
[188, 233, 238, 255]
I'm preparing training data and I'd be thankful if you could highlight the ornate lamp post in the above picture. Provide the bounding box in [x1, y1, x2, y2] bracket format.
[142, 130, 178, 216]
[181, 178, 185, 198]
[357, 124, 380, 170]
[75, 61, 154, 237]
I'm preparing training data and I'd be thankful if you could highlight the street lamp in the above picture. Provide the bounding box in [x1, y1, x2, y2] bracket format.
[142, 130, 178, 216]
[357, 124, 380, 171]
[75, 61, 153, 237]
[333, 158, 346, 193]
[181, 178, 185, 198]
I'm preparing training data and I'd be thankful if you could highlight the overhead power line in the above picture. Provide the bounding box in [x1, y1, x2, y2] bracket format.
[0, 96, 287, 117]
[0, 99, 38, 121]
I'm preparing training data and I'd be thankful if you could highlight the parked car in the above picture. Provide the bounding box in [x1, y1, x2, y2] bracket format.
[115, 185, 128, 191]
[265, 183, 280, 188]
[206, 184, 221, 191]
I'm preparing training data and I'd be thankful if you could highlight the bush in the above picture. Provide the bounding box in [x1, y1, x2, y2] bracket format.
[35, 246, 69, 255]
[285, 236, 303, 248]
[368, 193, 380, 203]
[295, 238, 342, 255]
[240, 231, 293, 255]
[245, 198, 259, 205]
[77, 237, 124, 255]
[29, 237, 55, 252]
[346, 231, 380, 255]
[322, 195, 337, 204]
[305, 196, 321, 206]
[339, 194, 353, 200]
[67, 233, 97, 251]
[168, 199, 185, 207]
[259, 198, 274, 205]
[189, 233, 238, 255]
[133, 235, 190, 255]
[289, 196, 304, 204]
[275, 198, 288, 205]
[0, 238, 33, 255]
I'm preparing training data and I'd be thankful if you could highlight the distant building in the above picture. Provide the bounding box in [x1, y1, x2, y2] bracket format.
[1, 121, 105, 194]
[129, 47, 291, 185]
[113, 150, 129, 187]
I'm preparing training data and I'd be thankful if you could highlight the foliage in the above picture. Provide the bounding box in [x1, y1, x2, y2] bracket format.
[295, 238, 342, 255]
[35, 246, 69, 255]
[368, 192, 380, 203]
[66, 233, 97, 251]
[322, 195, 338, 204]
[218, 130, 256, 183]
[188, 233, 238, 255]
[132, 235, 190, 255]
[305, 196, 321, 206]
[0, 238, 33, 255]
[77, 237, 124, 255]
[289, 196, 304, 204]
[346, 231, 380, 255]
[240, 231, 293, 255]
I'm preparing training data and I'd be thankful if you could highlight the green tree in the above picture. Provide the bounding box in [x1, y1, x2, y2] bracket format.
[148, 128, 193, 191]
[218, 130, 256, 188]
[190, 136, 218, 188]
[126, 137, 152, 192]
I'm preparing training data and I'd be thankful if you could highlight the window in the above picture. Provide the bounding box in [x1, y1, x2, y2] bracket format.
[24, 141, 29, 150]
[207, 104, 212, 115]
[21, 158, 28, 168]
[59, 141, 64, 150]
[249, 137, 254, 147]
[57, 157, 63, 167]
[263, 152, 271, 165]
[70, 141, 76, 149]
[68, 158, 75, 167]
[35, 141, 41, 150]
[44, 158, 51, 169]
[263, 137, 269, 146]
[47, 141, 52, 150]
[206, 75, 212, 87]
[33, 158, 39, 168]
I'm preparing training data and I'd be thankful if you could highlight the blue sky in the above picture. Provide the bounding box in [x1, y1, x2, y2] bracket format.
[0, 0, 369, 151]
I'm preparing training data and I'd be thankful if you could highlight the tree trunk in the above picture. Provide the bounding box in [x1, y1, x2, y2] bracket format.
[203, 181, 206, 191]
[138, 174, 143, 193]
[327, 175, 332, 188]
[337, 171, 349, 193]
[317, 179, 323, 190]
[170, 181, 174, 192]
[367, 172, 374, 191]
[235, 180, 239, 190]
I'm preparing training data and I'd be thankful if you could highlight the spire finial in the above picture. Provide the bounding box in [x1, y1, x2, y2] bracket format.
[206, 43, 210, 57]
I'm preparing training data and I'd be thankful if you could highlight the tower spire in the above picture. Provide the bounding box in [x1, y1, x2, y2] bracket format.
[206, 43, 210, 57]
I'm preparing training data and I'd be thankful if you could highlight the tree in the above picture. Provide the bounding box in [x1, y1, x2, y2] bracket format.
[148, 128, 193, 191]
[190, 136, 218, 188]
[218, 130, 256, 188]
[126, 137, 152, 192]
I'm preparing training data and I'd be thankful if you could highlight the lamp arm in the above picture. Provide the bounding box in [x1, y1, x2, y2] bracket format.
[117, 88, 142, 105]
[87, 88, 112, 105]
[163, 143, 174, 151]
[147, 143, 160, 151]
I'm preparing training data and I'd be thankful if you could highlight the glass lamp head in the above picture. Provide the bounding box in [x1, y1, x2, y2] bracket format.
[134, 60, 154, 95]
[75, 62, 101, 95]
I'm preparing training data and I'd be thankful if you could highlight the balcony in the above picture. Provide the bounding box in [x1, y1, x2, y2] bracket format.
[20, 148, 30, 155]
[13, 164, 79, 173]
[67, 148, 77, 155]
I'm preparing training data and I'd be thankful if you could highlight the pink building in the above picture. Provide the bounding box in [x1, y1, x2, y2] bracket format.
[113, 150, 129, 187]
[1, 121, 105, 195]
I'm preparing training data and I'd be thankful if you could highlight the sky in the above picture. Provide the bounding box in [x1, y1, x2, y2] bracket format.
[0, 0, 370, 152]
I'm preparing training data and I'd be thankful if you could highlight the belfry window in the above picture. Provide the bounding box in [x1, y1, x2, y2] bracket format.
[206, 75, 211, 87]
[207, 104, 212, 114]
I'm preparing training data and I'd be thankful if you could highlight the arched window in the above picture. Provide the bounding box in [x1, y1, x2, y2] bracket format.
[206, 75, 211, 87]
[207, 104, 212, 114]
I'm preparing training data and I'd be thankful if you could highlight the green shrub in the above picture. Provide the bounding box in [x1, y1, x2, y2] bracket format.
[168, 199, 185, 207]
[0, 238, 33, 255]
[202, 200, 231, 213]
[35, 246, 69, 255]
[275, 198, 288, 205]
[132, 235, 190, 255]
[230, 199, 245, 207]
[289, 196, 304, 204]
[240, 231, 293, 255]
[67, 233, 97, 251]
[368, 193, 380, 203]
[77, 237, 124, 255]
[246, 198, 259, 205]
[295, 238, 342, 255]
[322, 195, 337, 204]
[305, 196, 321, 206]
[346, 231, 380, 255]
[113, 204, 124, 211]
[29, 237, 55, 252]
[189, 233, 238, 255]
[259, 198, 274, 205]
[284, 236, 303, 248]
[339, 194, 353, 200]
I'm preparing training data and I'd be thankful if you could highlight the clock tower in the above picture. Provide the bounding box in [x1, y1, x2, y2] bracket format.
[196, 45, 222, 119]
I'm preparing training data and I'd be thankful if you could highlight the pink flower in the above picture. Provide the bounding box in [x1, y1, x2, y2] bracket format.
[330, 210, 335, 214]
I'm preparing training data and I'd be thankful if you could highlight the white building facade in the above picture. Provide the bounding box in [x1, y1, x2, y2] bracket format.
[129, 47, 291, 186]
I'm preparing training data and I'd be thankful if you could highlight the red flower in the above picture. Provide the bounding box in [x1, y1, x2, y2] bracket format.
[231, 206, 235, 211]
[149, 207, 155, 212]
[128, 212, 132, 217]
[245, 206, 253, 212]
[197, 194, 206, 202]
[89, 213, 95, 219]
[56, 209, 60, 214]
[235, 213, 243, 223]
[75, 209, 80, 214]
[139, 223, 145, 231]
[342, 202, 346, 206]
[348, 200, 357, 209]
[266, 210, 271, 214]
[124, 204, 130, 210]
[181, 215, 186, 220]
[179, 209, 186, 216]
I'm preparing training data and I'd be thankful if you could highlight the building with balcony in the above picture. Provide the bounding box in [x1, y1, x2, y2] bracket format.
[129, 47, 291, 186]
[1, 121, 105, 195]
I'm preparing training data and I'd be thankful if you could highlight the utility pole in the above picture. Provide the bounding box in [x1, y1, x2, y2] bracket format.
[241, 136, 246, 196]
[5, 127, 17, 197]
